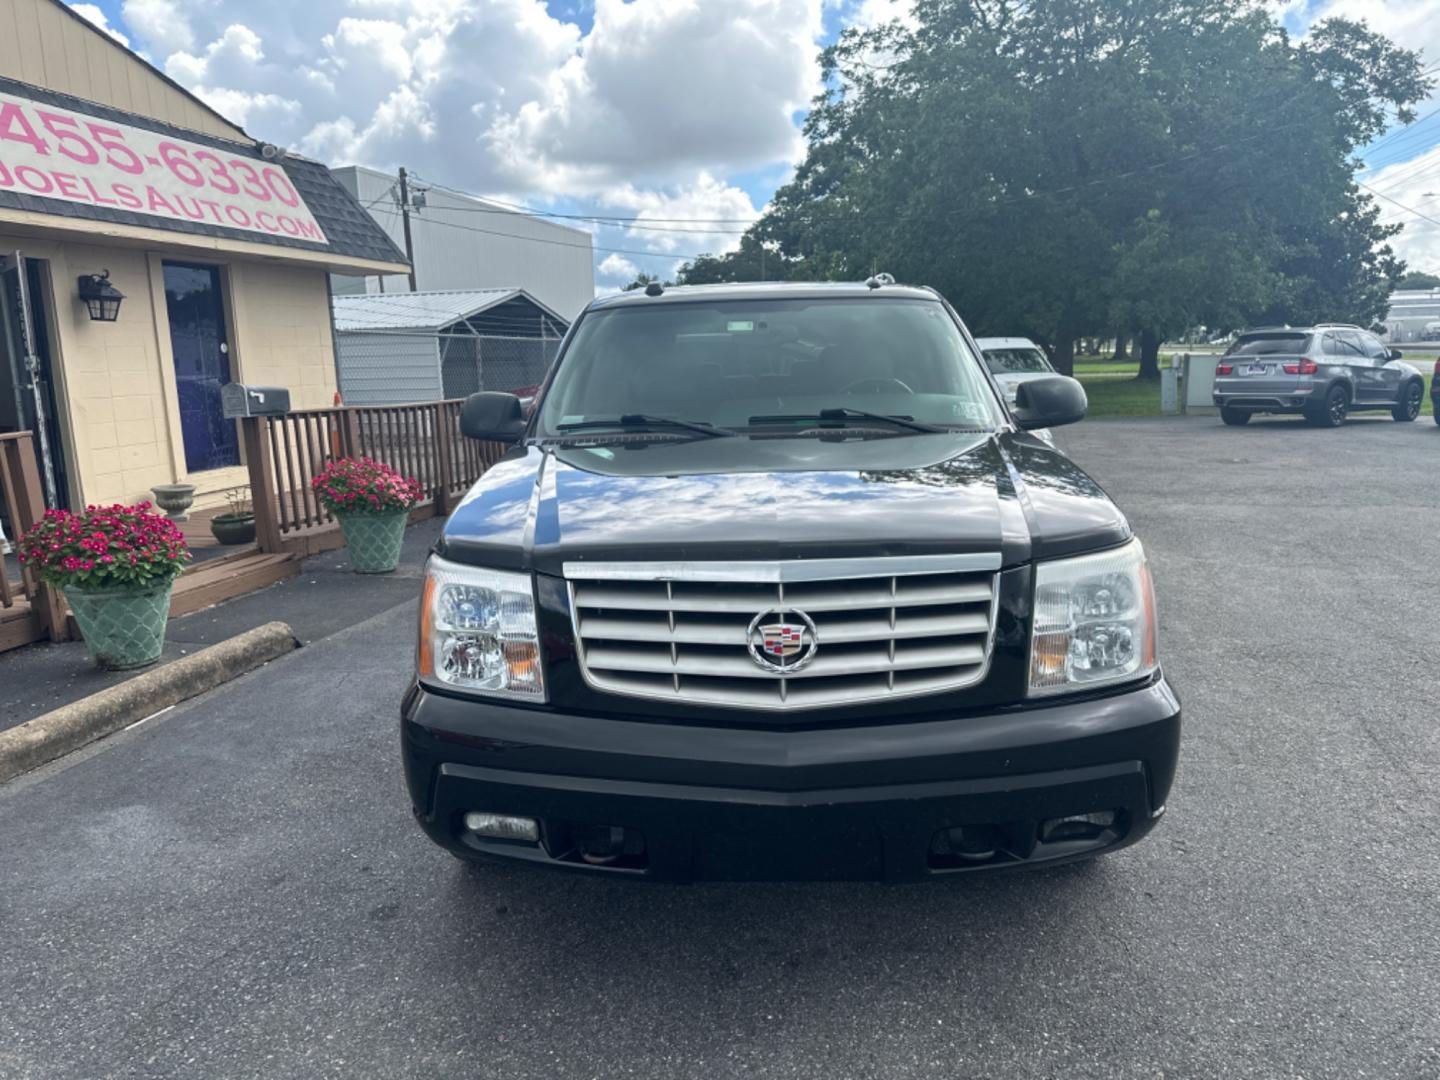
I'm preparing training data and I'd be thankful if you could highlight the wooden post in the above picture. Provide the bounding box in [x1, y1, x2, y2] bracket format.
[341, 408, 362, 459]
[241, 417, 284, 554]
[1, 433, 69, 641]
[433, 404, 454, 515]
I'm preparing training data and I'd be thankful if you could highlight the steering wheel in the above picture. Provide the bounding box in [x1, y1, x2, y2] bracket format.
[840, 377, 913, 395]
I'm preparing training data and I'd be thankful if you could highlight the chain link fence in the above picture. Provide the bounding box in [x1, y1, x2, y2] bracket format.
[336, 323, 564, 405]
[439, 333, 561, 398]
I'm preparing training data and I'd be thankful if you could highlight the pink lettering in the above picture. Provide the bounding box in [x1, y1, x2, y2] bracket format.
[145, 186, 176, 215]
[175, 195, 206, 220]
[15, 165, 53, 194]
[256, 210, 278, 232]
[224, 205, 251, 227]
[112, 183, 142, 210]
[278, 215, 300, 236]
[0, 162, 12, 188]
[83, 178, 118, 206]
[53, 172, 83, 199]
[294, 219, 324, 241]
[199, 199, 223, 224]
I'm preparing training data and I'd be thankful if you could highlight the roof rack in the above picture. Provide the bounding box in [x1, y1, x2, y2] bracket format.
[1312, 322, 1361, 329]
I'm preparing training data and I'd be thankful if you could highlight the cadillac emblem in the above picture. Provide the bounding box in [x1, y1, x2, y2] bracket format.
[746, 610, 819, 674]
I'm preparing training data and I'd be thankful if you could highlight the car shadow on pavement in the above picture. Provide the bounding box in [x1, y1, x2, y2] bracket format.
[427, 854, 1128, 1027]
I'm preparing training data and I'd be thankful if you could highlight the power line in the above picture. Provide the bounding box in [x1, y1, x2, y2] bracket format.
[1357, 180, 1440, 230]
[409, 175, 761, 227]
[363, 201, 703, 261]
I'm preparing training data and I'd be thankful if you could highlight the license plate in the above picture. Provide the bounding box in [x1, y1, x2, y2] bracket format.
[1246, 364, 1268, 375]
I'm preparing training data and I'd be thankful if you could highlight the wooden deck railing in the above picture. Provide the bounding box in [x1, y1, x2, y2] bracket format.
[240, 400, 507, 553]
[0, 431, 67, 639]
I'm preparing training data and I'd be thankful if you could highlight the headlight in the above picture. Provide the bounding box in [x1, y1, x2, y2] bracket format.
[1029, 539, 1157, 696]
[419, 556, 545, 701]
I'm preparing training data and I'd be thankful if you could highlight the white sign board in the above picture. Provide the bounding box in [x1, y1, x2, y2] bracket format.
[0, 90, 328, 245]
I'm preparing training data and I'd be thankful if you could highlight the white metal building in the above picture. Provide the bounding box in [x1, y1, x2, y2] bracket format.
[332, 289, 568, 406]
[329, 165, 595, 320]
[1381, 289, 1440, 343]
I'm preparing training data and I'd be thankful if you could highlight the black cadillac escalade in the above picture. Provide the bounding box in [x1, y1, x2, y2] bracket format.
[401, 281, 1180, 882]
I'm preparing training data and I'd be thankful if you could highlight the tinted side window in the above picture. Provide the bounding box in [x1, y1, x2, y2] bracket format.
[1327, 332, 1363, 360]
[1337, 331, 1372, 364]
[1359, 333, 1389, 361]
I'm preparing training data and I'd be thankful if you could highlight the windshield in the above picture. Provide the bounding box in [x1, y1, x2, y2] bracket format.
[1226, 332, 1313, 356]
[535, 297, 1002, 437]
[984, 347, 1051, 374]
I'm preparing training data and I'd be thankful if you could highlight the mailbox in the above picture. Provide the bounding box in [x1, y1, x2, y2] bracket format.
[221, 384, 291, 418]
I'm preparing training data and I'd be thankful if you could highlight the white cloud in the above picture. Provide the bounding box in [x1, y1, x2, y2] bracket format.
[69, 3, 130, 46]
[125, 0, 821, 201]
[120, 0, 194, 53]
[605, 173, 760, 256]
[597, 253, 639, 281]
[492, 0, 822, 192]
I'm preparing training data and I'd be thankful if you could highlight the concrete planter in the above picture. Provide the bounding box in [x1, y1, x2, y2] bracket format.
[64, 581, 174, 670]
[335, 510, 408, 573]
[150, 483, 197, 522]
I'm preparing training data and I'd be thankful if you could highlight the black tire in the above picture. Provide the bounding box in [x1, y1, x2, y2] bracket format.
[1393, 380, 1423, 422]
[1305, 385, 1348, 427]
[1220, 407, 1251, 426]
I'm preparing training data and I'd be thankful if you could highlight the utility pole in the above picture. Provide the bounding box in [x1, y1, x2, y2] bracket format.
[398, 167, 418, 292]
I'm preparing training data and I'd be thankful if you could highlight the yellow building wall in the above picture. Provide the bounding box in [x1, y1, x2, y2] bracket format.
[0, 0, 247, 141]
[1, 232, 338, 510]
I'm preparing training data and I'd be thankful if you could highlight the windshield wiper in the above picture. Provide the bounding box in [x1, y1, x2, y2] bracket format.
[554, 413, 735, 438]
[747, 407, 949, 434]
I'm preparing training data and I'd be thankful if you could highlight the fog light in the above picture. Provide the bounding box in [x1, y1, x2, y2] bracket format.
[1039, 810, 1116, 844]
[462, 812, 539, 843]
[939, 825, 999, 862]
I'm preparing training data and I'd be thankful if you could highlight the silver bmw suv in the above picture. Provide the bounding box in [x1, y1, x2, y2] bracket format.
[1212, 325, 1425, 428]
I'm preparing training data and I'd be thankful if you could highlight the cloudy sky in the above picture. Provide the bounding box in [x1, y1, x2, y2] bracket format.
[68, 0, 1440, 289]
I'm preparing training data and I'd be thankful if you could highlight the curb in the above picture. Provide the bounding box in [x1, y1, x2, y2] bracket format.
[0, 621, 299, 784]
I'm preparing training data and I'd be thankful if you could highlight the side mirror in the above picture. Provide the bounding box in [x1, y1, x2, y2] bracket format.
[1388, 348, 1403, 361]
[1011, 376, 1087, 430]
[460, 392, 526, 442]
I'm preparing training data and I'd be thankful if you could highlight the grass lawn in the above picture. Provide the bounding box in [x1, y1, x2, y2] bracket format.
[1076, 372, 1436, 419]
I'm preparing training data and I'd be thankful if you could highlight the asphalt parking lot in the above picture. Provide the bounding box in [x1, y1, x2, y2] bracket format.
[2, 414, 1439, 1080]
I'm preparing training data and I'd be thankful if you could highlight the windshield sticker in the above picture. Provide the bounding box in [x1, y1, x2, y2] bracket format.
[726, 321, 755, 333]
[584, 447, 615, 460]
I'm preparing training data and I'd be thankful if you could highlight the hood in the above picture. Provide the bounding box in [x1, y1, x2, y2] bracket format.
[438, 431, 1129, 576]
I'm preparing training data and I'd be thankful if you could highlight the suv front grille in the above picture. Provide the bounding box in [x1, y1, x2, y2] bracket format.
[565, 556, 1001, 711]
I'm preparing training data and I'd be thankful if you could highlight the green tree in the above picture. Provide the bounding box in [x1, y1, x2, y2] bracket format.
[620, 272, 672, 292]
[1396, 270, 1440, 290]
[748, 0, 1429, 378]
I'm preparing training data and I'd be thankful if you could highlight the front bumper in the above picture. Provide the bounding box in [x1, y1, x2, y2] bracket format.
[401, 678, 1181, 883]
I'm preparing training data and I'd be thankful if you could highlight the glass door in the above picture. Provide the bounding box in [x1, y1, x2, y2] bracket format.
[164, 262, 239, 472]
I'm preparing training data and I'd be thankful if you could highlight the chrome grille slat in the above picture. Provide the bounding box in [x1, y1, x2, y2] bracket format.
[581, 641, 987, 680]
[571, 580, 990, 613]
[578, 610, 990, 646]
[567, 559, 1000, 712]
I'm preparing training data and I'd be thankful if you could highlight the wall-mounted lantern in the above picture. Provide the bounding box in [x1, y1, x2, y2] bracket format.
[77, 270, 125, 322]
